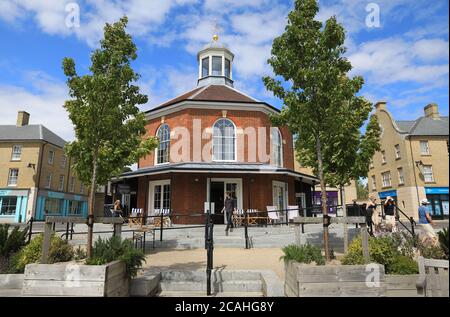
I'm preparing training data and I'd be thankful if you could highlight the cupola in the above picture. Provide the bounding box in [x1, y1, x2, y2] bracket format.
[197, 33, 234, 87]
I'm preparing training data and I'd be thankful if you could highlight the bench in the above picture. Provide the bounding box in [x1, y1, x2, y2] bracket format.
[416, 256, 449, 297]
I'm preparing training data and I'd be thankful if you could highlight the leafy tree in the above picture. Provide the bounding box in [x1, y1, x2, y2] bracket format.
[356, 179, 369, 200]
[62, 17, 157, 257]
[264, 0, 380, 259]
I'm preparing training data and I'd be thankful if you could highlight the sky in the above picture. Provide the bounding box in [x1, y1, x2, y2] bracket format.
[0, 0, 448, 141]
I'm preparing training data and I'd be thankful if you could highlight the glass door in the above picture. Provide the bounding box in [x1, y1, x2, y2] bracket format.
[149, 180, 171, 216]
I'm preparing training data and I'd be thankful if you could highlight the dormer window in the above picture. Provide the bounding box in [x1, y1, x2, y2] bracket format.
[202, 57, 209, 78]
[212, 56, 222, 76]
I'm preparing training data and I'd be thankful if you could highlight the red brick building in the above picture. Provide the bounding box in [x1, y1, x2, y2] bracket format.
[120, 36, 317, 224]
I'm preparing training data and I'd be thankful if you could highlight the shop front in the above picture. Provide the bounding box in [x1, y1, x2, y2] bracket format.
[35, 190, 88, 220]
[425, 187, 449, 220]
[0, 189, 28, 223]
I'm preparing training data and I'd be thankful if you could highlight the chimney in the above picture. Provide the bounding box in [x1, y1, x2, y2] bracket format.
[16, 111, 30, 127]
[424, 103, 440, 119]
[374, 101, 387, 111]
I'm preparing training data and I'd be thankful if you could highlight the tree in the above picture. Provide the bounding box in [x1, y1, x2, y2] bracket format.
[356, 179, 369, 200]
[263, 0, 380, 259]
[62, 17, 158, 257]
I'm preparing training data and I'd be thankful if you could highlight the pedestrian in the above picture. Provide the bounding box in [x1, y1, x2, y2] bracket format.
[113, 200, 123, 218]
[384, 196, 397, 232]
[366, 197, 377, 236]
[223, 191, 236, 235]
[418, 198, 437, 243]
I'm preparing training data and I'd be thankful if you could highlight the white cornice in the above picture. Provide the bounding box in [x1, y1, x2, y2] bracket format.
[145, 101, 279, 120]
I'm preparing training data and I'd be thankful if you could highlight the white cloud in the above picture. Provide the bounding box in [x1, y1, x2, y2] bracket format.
[0, 72, 74, 141]
[349, 37, 449, 86]
[413, 39, 449, 62]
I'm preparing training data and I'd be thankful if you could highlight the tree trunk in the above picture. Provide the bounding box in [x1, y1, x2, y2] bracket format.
[315, 135, 330, 260]
[341, 185, 348, 253]
[87, 156, 98, 258]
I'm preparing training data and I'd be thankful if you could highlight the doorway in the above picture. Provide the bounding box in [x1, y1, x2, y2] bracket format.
[208, 178, 243, 224]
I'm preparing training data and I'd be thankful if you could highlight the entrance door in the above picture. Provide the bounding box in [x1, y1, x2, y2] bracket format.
[296, 193, 306, 217]
[210, 182, 225, 224]
[273, 181, 288, 213]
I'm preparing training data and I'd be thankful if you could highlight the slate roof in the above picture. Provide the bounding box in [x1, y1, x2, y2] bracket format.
[149, 84, 261, 111]
[0, 124, 67, 148]
[120, 162, 318, 183]
[395, 116, 449, 136]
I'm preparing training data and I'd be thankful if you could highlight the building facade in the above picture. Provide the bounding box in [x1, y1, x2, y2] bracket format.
[120, 36, 318, 224]
[368, 102, 449, 220]
[0, 111, 88, 222]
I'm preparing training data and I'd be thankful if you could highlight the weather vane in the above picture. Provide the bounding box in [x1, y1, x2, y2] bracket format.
[212, 19, 220, 42]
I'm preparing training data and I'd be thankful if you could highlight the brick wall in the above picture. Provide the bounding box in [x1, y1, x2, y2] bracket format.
[139, 108, 294, 170]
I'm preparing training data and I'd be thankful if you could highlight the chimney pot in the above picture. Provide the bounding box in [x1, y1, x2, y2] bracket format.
[16, 111, 30, 127]
[424, 103, 439, 119]
[375, 101, 387, 111]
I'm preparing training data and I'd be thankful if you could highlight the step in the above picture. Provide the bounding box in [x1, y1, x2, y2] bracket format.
[159, 280, 262, 293]
[160, 270, 261, 282]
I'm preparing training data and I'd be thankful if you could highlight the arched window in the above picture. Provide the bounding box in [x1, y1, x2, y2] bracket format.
[213, 119, 236, 161]
[156, 124, 170, 164]
[272, 128, 283, 167]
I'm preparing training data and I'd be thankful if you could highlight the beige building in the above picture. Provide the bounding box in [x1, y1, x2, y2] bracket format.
[0, 111, 88, 223]
[368, 102, 449, 220]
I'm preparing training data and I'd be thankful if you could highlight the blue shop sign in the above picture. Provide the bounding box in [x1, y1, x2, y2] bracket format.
[379, 190, 397, 199]
[425, 187, 449, 195]
[0, 190, 11, 196]
[47, 191, 65, 199]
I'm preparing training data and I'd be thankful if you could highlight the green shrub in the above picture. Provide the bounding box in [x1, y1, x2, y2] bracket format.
[0, 224, 29, 273]
[280, 244, 325, 265]
[389, 255, 419, 275]
[74, 246, 87, 261]
[85, 236, 146, 278]
[342, 235, 398, 271]
[438, 228, 449, 260]
[12, 234, 74, 273]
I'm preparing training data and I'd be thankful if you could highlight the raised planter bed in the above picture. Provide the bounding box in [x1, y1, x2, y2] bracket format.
[22, 260, 128, 297]
[285, 260, 386, 297]
[385, 275, 421, 297]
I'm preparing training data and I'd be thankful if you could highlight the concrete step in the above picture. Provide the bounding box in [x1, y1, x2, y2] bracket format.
[159, 280, 262, 293]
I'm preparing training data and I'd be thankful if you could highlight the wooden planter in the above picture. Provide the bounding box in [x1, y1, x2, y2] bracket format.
[285, 260, 386, 297]
[22, 260, 129, 297]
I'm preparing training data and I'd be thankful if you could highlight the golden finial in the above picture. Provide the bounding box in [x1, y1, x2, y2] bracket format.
[212, 19, 220, 42]
[213, 34, 219, 42]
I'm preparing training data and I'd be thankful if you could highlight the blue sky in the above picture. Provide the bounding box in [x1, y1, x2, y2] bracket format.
[0, 0, 448, 141]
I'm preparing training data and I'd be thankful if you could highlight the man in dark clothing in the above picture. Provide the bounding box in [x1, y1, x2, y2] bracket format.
[224, 191, 236, 235]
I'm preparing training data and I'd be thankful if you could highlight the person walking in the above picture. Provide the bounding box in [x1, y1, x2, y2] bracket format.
[384, 196, 397, 232]
[366, 197, 377, 236]
[418, 198, 437, 242]
[223, 191, 236, 235]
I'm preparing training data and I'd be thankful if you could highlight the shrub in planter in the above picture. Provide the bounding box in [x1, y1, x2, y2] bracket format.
[0, 224, 29, 273]
[11, 234, 74, 273]
[85, 236, 146, 278]
[342, 235, 398, 270]
[389, 255, 419, 275]
[280, 244, 325, 265]
[437, 227, 449, 260]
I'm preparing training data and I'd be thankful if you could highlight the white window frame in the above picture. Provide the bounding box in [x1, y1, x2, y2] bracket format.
[80, 183, 85, 195]
[212, 55, 223, 76]
[60, 155, 67, 168]
[212, 118, 237, 162]
[48, 150, 55, 165]
[394, 144, 401, 159]
[148, 179, 171, 215]
[397, 167, 404, 185]
[381, 150, 386, 164]
[272, 128, 283, 168]
[420, 140, 430, 155]
[272, 181, 288, 212]
[155, 123, 171, 165]
[11, 145, 22, 161]
[45, 173, 52, 189]
[423, 165, 434, 183]
[7, 169, 19, 186]
[371, 175, 377, 191]
[201, 57, 209, 78]
[382, 171, 392, 188]
[58, 175, 65, 191]
[69, 177, 75, 193]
